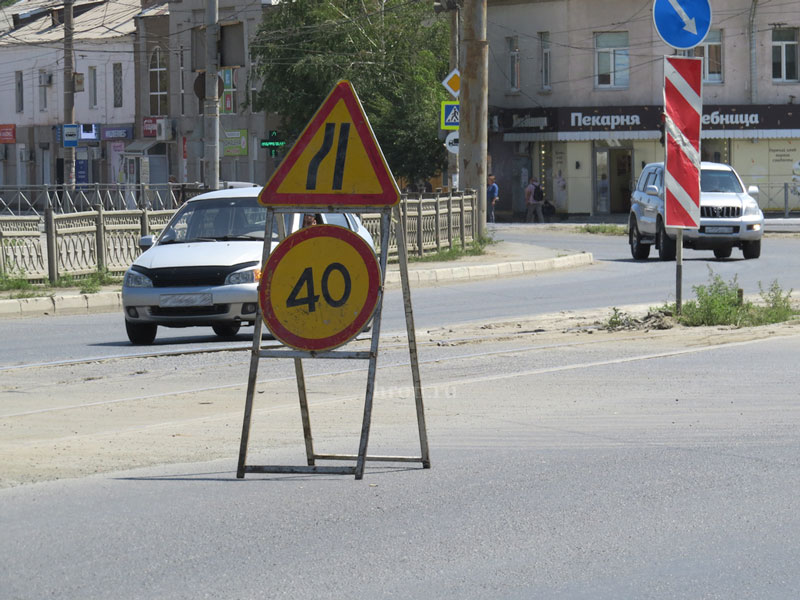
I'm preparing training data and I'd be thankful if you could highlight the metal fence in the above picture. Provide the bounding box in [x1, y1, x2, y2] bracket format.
[0, 183, 209, 217]
[0, 191, 476, 283]
[755, 182, 800, 216]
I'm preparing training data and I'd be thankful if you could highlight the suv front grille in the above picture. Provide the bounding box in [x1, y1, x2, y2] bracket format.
[701, 206, 741, 218]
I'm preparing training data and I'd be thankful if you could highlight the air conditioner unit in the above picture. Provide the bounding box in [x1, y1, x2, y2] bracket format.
[155, 118, 173, 141]
[39, 72, 53, 86]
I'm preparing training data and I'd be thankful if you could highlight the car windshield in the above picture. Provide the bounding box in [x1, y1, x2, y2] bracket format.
[158, 198, 279, 244]
[700, 170, 743, 194]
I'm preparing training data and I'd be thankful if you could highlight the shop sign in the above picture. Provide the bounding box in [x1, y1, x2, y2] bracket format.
[102, 125, 133, 140]
[221, 129, 248, 156]
[0, 124, 15, 143]
[142, 117, 158, 138]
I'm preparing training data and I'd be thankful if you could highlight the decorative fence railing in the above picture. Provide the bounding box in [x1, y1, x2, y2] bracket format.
[0, 192, 477, 284]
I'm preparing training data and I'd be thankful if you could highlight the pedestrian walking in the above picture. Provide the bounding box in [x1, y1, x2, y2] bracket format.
[487, 174, 499, 223]
[525, 176, 544, 223]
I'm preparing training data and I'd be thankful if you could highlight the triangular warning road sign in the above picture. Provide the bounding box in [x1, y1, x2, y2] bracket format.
[259, 81, 400, 207]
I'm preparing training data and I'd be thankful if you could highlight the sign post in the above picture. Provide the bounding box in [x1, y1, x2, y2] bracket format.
[655, 0, 707, 313]
[237, 80, 430, 480]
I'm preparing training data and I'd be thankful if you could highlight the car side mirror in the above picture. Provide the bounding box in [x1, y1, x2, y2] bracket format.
[747, 185, 760, 197]
[646, 184, 660, 196]
[138, 235, 154, 251]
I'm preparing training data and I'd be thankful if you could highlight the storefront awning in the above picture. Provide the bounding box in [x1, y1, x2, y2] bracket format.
[503, 131, 660, 142]
[121, 140, 161, 154]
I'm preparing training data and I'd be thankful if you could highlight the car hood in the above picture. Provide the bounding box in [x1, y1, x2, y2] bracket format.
[700, 192, 753, 207]
[132, 241, 267, 269]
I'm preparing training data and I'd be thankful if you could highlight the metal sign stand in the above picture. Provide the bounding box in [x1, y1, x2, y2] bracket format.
[236, 204, 430, 480]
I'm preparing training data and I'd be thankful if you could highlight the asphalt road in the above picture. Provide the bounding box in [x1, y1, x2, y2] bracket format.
[2, 324, 799, 599]
[2, 226, 800, 367]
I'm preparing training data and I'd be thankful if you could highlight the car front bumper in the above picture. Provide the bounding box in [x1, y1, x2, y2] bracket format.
[122, 283, 259, 328]
[669, 215, 764, 248]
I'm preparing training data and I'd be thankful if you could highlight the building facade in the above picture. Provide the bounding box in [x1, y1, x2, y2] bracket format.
[487, 0, 800, 220]
[0, 0, 141, 187]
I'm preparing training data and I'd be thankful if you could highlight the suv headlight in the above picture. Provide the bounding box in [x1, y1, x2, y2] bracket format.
[743, 201, 762, 217]
[123, 270, 153, 288]
[225, 268, 261, 285]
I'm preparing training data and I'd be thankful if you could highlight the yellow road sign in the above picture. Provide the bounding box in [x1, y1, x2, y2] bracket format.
[260, 224, 381, 352]
[259, 81, 400, 207]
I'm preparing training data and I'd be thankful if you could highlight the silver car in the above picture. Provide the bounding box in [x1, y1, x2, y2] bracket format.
[629, 161, 764, 261]
[122, 187, 374, 344]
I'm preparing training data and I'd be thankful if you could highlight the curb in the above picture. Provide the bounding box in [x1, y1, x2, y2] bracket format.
[0, 253, 592, 319]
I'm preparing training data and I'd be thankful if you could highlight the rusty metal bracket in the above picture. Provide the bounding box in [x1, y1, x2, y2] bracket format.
[236, 205, 430, 480]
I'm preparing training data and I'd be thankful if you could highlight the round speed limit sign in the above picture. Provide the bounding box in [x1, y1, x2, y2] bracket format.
[260, 224, 381, 352]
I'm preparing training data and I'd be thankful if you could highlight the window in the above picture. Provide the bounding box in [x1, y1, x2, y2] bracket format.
[88, 66, 97, 108]
[149, 47, 168, 115]
[685, 29, 722, 83]
[595, 32, 629, 88]
[113, 63, 123, 108]
[772, 28, 798, 82]
[540, 32, 551, 89]
[15, 71, 23, 113]
[507, 36, 520, 91]
[38, 69, 47, 111]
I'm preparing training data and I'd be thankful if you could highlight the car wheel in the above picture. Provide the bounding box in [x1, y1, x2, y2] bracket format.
[742, 239, 761, 259]
[629, 218, 651, 260]
[657, 219, 676, 261]
[212, 322, 241, 338]
[126, 320, 157, 345]
[713, 246, 732, 259]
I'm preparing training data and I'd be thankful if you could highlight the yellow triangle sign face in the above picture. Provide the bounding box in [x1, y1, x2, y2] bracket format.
[259, 81, 400, 207]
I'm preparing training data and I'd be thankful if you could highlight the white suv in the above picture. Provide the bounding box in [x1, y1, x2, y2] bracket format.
[629, 162, 764, 261]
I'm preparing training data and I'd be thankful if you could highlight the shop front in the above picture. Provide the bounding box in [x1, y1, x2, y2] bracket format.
[496, 104, 800, 219]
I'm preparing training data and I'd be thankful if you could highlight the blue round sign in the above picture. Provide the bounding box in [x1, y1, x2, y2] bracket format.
[653, 0, 712, 50]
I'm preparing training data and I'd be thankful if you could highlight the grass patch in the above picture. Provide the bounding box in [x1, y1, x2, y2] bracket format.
[1, 268, 121, 297]
[576, 224, 627, 236]
[661, 269, 798, 327]
[408, 235, 494, 263]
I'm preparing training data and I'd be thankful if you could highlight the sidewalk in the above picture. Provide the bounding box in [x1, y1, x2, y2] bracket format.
[0, 239, 593, 319]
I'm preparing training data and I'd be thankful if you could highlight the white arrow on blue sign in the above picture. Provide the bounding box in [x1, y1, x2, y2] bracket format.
[653, 0, 712, 50]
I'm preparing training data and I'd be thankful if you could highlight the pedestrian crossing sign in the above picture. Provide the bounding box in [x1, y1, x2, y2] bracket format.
[441, 101, 460, 131]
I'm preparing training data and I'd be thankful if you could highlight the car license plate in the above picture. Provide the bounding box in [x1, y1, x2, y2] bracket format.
[159, 293, 213, 307]
[705, 226, 733, 234]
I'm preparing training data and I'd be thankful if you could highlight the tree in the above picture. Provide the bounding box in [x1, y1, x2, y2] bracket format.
[251, 0, 450, 185]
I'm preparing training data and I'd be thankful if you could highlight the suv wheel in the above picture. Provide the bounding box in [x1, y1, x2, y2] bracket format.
[657, 219, 676, 261]
[742, 240, 761, 259]
[212, 322, 241, 338]
[126, 320, 157, 345]
[713, 246, 732, 259]
[629, 218, 651, 260]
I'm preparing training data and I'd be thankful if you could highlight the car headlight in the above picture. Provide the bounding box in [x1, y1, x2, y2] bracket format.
[743, 201, 762, 217]
[123, 270, 153, 288]
[225, 269, 261, 285]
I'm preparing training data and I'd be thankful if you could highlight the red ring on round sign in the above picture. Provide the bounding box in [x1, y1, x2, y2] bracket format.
[260, 224, 381, 352]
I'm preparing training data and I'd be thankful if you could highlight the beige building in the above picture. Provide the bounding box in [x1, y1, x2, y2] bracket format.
[488, 0, 800, 220]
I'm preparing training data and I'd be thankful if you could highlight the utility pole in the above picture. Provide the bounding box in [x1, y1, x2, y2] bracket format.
[63, 0, 75, 187]
[459, 0, 488, 237]
[204, 0, 219, 190]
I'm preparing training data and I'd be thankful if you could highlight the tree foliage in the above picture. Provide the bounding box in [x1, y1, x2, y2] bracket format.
[251, 0, 450, 184]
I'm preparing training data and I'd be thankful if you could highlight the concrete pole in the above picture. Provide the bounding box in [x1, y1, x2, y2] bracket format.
[63, 0, 75, 187]
[459, 0, 488, 237]
[204, 0, 219, 190]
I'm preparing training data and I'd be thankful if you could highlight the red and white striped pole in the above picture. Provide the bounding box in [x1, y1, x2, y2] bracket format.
[663, 56, 702, 311]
